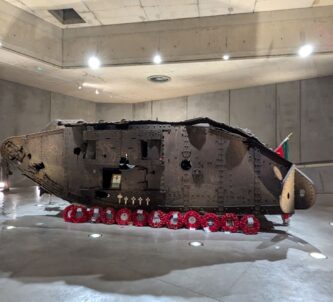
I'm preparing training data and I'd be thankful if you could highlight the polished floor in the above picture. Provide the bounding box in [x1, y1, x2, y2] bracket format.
[0, 187, 332, 302]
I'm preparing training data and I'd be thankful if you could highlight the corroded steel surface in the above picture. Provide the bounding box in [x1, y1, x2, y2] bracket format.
[0, 118, 315, 215]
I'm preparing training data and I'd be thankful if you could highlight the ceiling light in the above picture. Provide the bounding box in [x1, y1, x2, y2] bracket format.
[88, 56, 101, 69]
[153, 54, 162, 64]
[6, 226, 16, 230]
[330, 221, 333, 226]
[189, 241, 204, 247]
[0, 41, 2, 47]
[36, 66, 43, 71]
[298, 44, 314, 58]
[223, 54, 230, 60]
[147, 75, 171, 83]
[78, 85, 82, 90]
[89, 233, 102, 238]
[0, 182, 5, 189]
[310, 252, 327, 260]
[95, 89, 100, 95]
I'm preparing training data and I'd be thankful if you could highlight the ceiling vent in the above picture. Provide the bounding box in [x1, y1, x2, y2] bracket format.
[147, 75, 171, 83]
[49, 8, 85, 25]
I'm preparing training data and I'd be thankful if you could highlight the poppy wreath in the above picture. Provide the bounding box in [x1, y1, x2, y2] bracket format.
[165, 211, 184, 229]
[183, 210, 202, 230]
[70, 205, 89, 223]
[132, 209, 148, 227]
[63, 204, 75, 222]
[201, 213, 220, 232]
[240, 214, 260, 235]
[88, 206, 106, 223]
[220, 213, 239, 233]
[102, 207, 117, 224]
[115, 208, 132, 225]
[148, 210, 166, 228]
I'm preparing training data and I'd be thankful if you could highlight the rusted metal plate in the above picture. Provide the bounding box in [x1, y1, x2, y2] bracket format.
[0, 118, 316, 215]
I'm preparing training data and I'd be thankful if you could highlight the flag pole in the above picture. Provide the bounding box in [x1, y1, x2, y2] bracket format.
[277, 132, 293, 148]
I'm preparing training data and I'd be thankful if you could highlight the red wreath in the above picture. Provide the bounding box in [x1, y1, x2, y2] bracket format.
[70, 205, 89, 223]
[201, 213, 220, 232]
[240, 214, 260, 235]
[88, 206, 106, 223]
[221, 213, 239, 233]
[183, 210, 202, 230]
[102, 207, 117, 224]
[148, 210, 166, 228]
[115, 208, 132, 225]
[132, 209, 148, 227]
[63, 204, 75, 222]
[165, 211, 184, 229]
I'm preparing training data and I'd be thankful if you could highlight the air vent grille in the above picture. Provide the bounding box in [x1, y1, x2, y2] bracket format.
[49, 8, 85, 25]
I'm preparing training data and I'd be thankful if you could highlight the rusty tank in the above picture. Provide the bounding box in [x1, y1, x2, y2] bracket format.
[0, 118, 316, 232]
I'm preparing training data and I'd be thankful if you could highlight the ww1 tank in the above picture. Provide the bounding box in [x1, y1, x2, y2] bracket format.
[0, 118, 316, 234]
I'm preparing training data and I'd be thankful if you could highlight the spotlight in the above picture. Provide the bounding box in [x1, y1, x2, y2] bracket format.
[95, 89, 100, 95]
[223, 54, 230, 60]
[298, 44, 314, 58]
[6, 226, 16, 230]
[88, 56, 101, 69]
[310, 252, 327, 260]
[89, 233, 102, 238]
[153, 54, 162, 64]
[189, 241, 204, 247]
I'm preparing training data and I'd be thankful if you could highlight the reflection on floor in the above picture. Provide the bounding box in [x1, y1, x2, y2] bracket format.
[0, 186, 332, 302]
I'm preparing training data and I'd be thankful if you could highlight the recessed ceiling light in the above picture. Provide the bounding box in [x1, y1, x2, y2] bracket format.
[147, 75, 171, 83]
[36, 66, 43, 71]
[95, 89, 100, 95]
[78, 85, 82, 90]
[189, 241, 204, 247]
[88, 56, 101, 69]
[6, 226, 16, 230]
[223, 54, 230, 60]
[310, 252, 327, 260]
[0, 41, 2, 47]
[89, 233, 102, 238]
[153, 54, 162, 64]
[298, 44, 314, 58]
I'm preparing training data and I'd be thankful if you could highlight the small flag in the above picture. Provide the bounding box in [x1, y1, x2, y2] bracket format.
[275, 133, 292, 160]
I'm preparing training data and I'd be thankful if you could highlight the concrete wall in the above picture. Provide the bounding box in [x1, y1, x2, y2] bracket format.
[0, 79, 96, 186]
[0, 79, 96, 144]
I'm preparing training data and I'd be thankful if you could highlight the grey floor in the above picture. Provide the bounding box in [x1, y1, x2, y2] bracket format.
[0, 187, 332, 302]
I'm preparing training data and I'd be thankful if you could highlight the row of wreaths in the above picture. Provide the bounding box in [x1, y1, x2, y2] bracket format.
[63, 205, 260, 235]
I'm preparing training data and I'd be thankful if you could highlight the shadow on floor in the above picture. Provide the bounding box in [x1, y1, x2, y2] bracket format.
[0, 213, 321, 297]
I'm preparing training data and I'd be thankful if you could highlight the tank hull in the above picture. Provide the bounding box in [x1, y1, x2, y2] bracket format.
[0, 118, 315, 215]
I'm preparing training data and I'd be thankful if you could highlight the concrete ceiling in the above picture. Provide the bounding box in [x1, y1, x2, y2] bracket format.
[1, 47, 333, 103]
[4, 0, 333, 28]
[1, 1, 333, 104]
